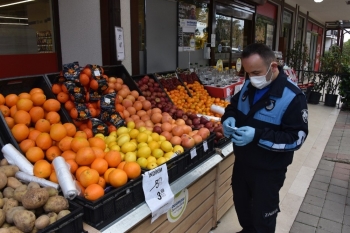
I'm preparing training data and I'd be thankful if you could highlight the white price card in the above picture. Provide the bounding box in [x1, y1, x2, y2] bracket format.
[190, 148, 197, 159]
[115, 26, 125, 61]
[143, 164, 174, 223]
[94, 70, 100, 77]
[203, 141, 208, 152]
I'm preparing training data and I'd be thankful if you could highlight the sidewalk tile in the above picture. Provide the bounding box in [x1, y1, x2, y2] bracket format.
[307, 187, 327, 199]
[347, 197, 350, 205]
[321, 208, 344, 223]
[330, 178, 349, 189]
[334, 167, 350, 176]
[323, 152, 337, 159]
[325, 192, 347, 205]
[317, 218, 342, 233]
[300, 203, 322, 217]
[310, 180, 329, 191]
[329, 185, 348, 196]
[305, 194, 325, 207]
[343, 216, 350, 226]
[318, 163, 335, 172]
[295, 212, 319, 227]
[335, 163, 350, 170]
[342, 225, 350, 233]
[345, 206, 350, 216]
[320, 160, 335, 167]
[332, 172, 350, 181]
[314, 174, 332, 184]
[290, 222, 316, 233]
[323, 200, 345, 214]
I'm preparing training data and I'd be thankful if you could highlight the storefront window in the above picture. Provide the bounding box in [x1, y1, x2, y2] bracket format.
[255, 15, 275, 49]
[138, 0, 145, 51]
[282, 10, 293, 51]
[0, 0, 55, 55]
[297, 16, 304, 42]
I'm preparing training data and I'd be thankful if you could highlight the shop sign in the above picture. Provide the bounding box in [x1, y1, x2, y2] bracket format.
[143, 164, 174, 223]
[178, 2, 197, 52]
[167, 189, 189, 223]
[236, 58, 242, 73]
[115, 27, 125, 61]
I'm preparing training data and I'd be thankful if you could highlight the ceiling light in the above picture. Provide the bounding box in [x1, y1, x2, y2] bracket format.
[0, 23, 28, 25]
[0, 16, 28, 20]
[0, 0, 34, 8]
[314, 0, 323, 2]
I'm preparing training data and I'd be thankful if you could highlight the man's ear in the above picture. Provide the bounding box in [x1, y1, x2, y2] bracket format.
[271, 62, 279, 78]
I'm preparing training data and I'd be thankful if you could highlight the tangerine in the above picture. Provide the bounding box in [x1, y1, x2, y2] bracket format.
[16, 98, 33, 111]
[61, 150, 76, 161]
[51, 84, 62, 95]
[63, 123, 76, 137]
[0, 94, 5, 105]
[88, 137, 106, 150]
[79, 168, 99, 188]
[5, 94, 19, 107]
[29, 106, 45, 124]
[75, 147, 96, 166]
[57, 92, 70, 103]
[35, 119, 51, 133]
[58, 136, 73, 151]
[11, 123, 29, 142]
[9, 105, 17, 118]
[33, 160, 52, 178]
[19, 139, 35, 153]
[45, 146, 62, 161]
[103, 168, 115, 183]
[4, 117, 15, 129]
[74, 131, 87, 139]
[123, 162, 141, 179]
[91, 158, 108, 175]
[75, 166, 89, 182]
[71, 137, 89, 152]
[66, 159, 78, 174]
[43, 99, 60, 112]
[108, 168, 128, 188]
[30, 92, 46, 106]
[26, 146, 45, 163]
[84, 183, 104, 201]
[104, 150, 122, 168]
[0, 105, 10, 117]
[97, 177, 106, 189]
[28, 129, 41, 141]
[91, 147, 105, 159]
[50, 123, 67, 141]
[45, 111, 61, 124]
[18, 92, 31, 99]
[64, 100, 75, 112]
[13, 110, 31, 126]
[35, 132, 52, 150]
[49, 170, 58, 183]
[29, 88, 44, 95]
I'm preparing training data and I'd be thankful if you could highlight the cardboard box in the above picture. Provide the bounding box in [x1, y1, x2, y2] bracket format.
[204, 80, 243, 99]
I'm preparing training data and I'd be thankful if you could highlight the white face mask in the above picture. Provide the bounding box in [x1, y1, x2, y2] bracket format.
[250, 65, 273, 89]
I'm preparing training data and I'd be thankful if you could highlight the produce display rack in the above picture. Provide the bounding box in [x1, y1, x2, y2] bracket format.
[176, 68, 204, 86]
[154, 71, 193, 97]
[0, 75, 73, 153]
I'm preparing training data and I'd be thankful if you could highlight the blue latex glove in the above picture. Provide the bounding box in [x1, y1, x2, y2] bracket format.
[231, 126, 255, 146]
[222, 117, 236, 138]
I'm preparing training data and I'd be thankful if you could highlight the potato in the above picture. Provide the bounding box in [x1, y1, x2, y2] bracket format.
[7, 178, 22, 190]
[57, 210, 70, 220]
[22, 188, 49, 210]
[3, 187, 14, 199]
[44, 187, 58, 197]
[34, 215, 49, 230]
[0, 172, 8, 190]
[13, 210, 36, 232]
[0, 198, 5, 208]
[3, 199, 18, 213]
[0, 209, 5, 227]
[6, 206, 25, 224]
[2, 222, 11, 228]
[0, 228, 10, 233]
[0, 192, 4, 199]
[43, 196, 68, 213]
[7, 226, 23, 233]
[0, 159, 9, 166]
[30, 227, 38, 233]
[47, 212, 57, 224]
[27, 182, 40, 190]
[14, 185, 28, 202]
[0, 166, 19, 177]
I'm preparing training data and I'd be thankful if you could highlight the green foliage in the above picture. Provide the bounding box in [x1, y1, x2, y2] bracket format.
[286, 41, 310, 71]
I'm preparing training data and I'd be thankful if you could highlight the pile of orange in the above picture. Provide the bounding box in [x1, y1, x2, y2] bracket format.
[166, 81, 229, 117]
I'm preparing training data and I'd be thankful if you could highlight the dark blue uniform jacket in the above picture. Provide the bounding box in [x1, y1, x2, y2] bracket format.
[221, 69, 309, 170]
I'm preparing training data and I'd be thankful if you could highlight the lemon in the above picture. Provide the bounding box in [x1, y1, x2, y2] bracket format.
[137, 146, 151, 158]
[104, 147, 110, 153]
[117, 126, 129, 136]
[147, 156, 157, 163]
[144, 130, 152, 136]
[129, 129, 139, 139]
[137, 157, 148, 168]
[105, 135, 116, 145]
[173, 145, 184, 154]
[120, 152, 125, 160]
[95, 133, 105, 139]
[109, 131, 117, 137]
[121, 142, 137, 153]
[147, 135, 153, 143]
[137, 132, 148, 143]
[146, 162, 158, 170]
[156, 157, 167, 166]
[139, 126, 147, 132]
[160, 141, 173, 153]
[117, 134, 130, 146]
[110, 144, 121, 152]
[127, 121, 135, 130]
[108, 141, 117, 148]
[137, 142, 148, 149]
[152, 148, 164, 158]
[130, 139, 138, 147]
[125, 152, 137, 162]
[164, 151, 175, 159]
[159, 135, 166, 142]
[148, 141, 160, 151]
[151, 132, 160, 142]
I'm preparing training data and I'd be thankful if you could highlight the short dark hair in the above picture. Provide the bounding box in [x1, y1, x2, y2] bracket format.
[241, 43, 276, 67]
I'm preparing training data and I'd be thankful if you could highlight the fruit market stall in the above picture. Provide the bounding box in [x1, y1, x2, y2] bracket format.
[0, 64, 237, 232]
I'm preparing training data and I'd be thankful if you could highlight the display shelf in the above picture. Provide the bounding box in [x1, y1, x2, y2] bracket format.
[100, 153, 223, 233]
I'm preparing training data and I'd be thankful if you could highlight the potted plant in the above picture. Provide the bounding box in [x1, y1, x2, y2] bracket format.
[338, 64, 350, 110]
[286, 41, 311, 83]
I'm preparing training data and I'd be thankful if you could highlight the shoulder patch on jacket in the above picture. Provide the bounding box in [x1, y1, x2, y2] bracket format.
[301, 109, 308, 123]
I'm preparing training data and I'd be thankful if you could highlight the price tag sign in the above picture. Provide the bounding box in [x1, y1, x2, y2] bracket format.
[94, 70, 100, 77]
[143, 164, 174, 223]
[203, 141, 208, 152]
[190, 148, 197, 159]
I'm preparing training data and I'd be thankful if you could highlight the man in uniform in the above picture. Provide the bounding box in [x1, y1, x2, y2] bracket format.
[221, 43, 308, 233]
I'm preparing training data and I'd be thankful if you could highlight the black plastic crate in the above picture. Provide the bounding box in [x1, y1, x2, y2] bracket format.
[0, 75, 72, 153]
[45, 72, 62, 85]
[215, 137, 231, 148]
[74, 176, 144, 230]
[0, 133, 4, 159]
[39, 201, 85, 233]
[154, 71, 192, 97]
[132, 74, 174, 105]
[176, 69, 203, 86]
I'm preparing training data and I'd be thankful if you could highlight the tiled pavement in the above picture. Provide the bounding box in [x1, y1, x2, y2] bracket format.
[291, 111, 350, 233]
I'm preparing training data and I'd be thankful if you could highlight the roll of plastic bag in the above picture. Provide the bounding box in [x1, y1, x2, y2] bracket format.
[210, 104, 225, 115]
[1, 144, 34, 175]
[196, 114, 221, 122]
[53, 157, 79, 200]
[15, 171, 59, 190]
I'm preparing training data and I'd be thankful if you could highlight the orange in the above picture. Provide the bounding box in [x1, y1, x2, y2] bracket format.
[88, 107, 98, 118]
[97, 177, 106, 189]
[79, 124, 88, 131]
[63, 123, 76, 137]
[28, 129, 41, 141]
[35, 132, 52, 150]
[91, 158, 108, 175]
[108, 168, 128, 188]
[90, 80, 98, 90]
[49, 123, 67, 141]
[49, 170, 58, 183]
[4, 117, 15, 129]
[104, 150, 122, 168]
[123, 162, 141, 179]
[58, 136, 73, 151]
[75, 147, 96, 166]
[16, 98, 33, 112]
[19, 139, 35, 153]
[79, 73, 90, 86]
[29, 88, 44, 95]
[57, 92, 70, 103]
[91, 147, 105, 159]
[70, 108, 78, 119]
[0, 94, 5, 105]
[18, 92, 31, 99]
[75, 166, 89, 182]
[31, 92, 47, 106]
[35, 119, 51, 133]
[61, 150, 76, 161]
[71, 137, 89, 152]
[45, 146, 62, 161]
[26, 146, 45, 163]
[11, 123, 29, 142]
[33, 160, 52, 178]
[83, 128, 93, 139]
[43, 99, 61, 112]
[45, 111, 60, 124]
[51, 84, 62, 95]
[66, 159, 78, 174]
[29, 106, 45, 124]
[76, 181, 85, 194]
[79, 168, 99, 188]
[5, 94, 19, 107]
[13, 110, 31, 126]
[10, 105, 17, 117]
[103, 168, 115, 183]
[64, 100, 75, 112]
[88, 137, 106, 150]
[74, 131, 87, 139]
[117, 161, 126, 170]
[0, 105, 10, 117]
[84, 183, 104, 201]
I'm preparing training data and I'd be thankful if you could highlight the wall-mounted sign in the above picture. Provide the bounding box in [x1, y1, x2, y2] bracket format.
[115, 27, 125, 61]
[236, 58, 242, 73]
[178, 2, 197, 52]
